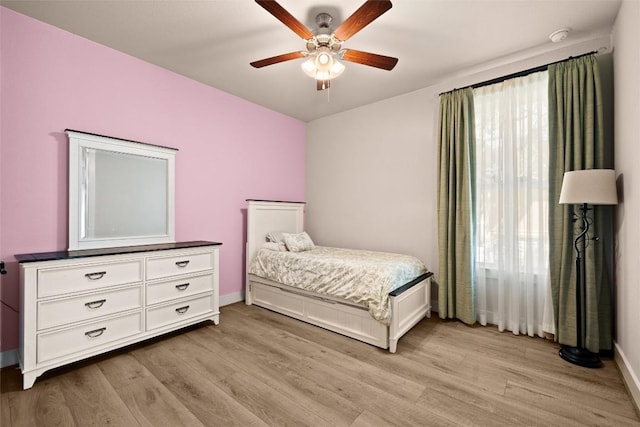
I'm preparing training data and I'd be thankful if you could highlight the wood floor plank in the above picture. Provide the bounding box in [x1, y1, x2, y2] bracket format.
[187, 321, 301, 373]
[233, 303, 376, 359]
[364, 349, 536, 425]
[524, 344, 627, 387]
[401, 321, 623, 403]
[509, 360, 632, 415]
[306, 347, 427, 402]
[459, 344, 635, 417]
[505, 379, 640, 424]
[3, 368, 76, 427]
[363, 344, 491, 394]
[131, 341, 267, 427]
[184, 313, 360, 425]
[1, 367, 19, 426]
[98, 353, 205, 427]
[57, 363, 138, 426]
[437, 321, 621, 384]
[152, 331, 239, 384]
[182, 317, 362, 425]
[350, 410, 403, 427]
[0, 392, 9, 426]
[217, 371, 334, 426]
[212, 310, 316, 361]
[415, 368, 581, 426]
[226, 305, 427, 403]
[287, 351, 460, 426]
[430, 322, 528, 360]
[3, 303, 639, 427]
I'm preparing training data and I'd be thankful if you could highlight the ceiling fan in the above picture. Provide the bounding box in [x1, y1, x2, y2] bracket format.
[250, 0, 398, 91]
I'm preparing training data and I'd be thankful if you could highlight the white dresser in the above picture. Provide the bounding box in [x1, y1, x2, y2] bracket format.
[16, 241, 221, 389]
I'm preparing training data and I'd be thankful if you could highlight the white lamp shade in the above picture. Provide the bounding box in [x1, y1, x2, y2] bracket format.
[559, 169, 618, 205]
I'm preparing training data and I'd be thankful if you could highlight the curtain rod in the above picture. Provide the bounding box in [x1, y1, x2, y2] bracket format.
[439, 50, 598, 96]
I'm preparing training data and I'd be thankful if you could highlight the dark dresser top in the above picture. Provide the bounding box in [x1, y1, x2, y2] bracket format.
[15, 241, 222, 263]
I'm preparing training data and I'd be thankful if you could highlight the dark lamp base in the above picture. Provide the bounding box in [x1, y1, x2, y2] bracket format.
[559, 345, 603, 368]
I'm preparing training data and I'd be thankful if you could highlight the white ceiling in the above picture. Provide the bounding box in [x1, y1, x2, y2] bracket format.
[1, 0, 622, 122]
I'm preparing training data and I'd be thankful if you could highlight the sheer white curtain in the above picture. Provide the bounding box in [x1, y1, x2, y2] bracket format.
[473, 71, 552, 337]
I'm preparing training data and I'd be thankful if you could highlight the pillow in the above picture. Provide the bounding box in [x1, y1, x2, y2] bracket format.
[261, 242, 288, 251]
[282, 232, 315, 252]
[266, 231, 286, 244]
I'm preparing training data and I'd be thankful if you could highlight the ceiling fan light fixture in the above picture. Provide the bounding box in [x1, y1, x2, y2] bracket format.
[301, 48, 345, 81]
[314, 47, 334, 72]
[301, 57, 317, 76]
[317, 51, 331, 66]
[330, 60, 345, 76]
[316, 70, 330, 81]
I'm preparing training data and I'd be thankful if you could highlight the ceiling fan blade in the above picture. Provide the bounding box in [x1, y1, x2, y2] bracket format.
[250, 51, 306, 68]
[333, 0, 392, 42]
[341, 49, 398, 70]
[255, 0, 314, 40]
[317, 79, 330, 91]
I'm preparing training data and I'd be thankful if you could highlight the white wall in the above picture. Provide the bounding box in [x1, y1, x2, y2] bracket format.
[306, 89, 437, 263]
[306, 36, 612, 287]
[613, 0, 640, 407]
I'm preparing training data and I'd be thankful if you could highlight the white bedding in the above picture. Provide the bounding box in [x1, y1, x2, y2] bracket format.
[247, 246, 428, 325]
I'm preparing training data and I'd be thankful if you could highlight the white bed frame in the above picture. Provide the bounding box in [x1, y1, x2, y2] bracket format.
[245, 200, 432, 353]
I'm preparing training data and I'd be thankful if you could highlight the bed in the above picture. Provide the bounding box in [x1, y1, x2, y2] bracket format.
[245, 200, 432, 353]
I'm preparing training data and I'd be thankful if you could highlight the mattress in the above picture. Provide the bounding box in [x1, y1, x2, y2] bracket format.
[247, 246, 428, 325]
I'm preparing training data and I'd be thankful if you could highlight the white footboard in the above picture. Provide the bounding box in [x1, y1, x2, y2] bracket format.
[388, 274, 432, 353]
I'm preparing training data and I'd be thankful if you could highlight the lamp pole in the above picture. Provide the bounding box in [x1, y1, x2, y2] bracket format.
[559, 202, 602, 368]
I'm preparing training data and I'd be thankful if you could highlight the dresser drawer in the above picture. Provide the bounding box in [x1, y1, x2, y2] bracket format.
[146, 294, 215, 331]
[37, 286, 143, 330]
[146, 251, 214, 280]
[37, 311, 143, 364]
[147, 273, 213, 305]
[37, 260, 143, 298]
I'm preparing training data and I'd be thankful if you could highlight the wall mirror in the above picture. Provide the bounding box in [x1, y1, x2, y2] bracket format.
[67, 130, 176, 251]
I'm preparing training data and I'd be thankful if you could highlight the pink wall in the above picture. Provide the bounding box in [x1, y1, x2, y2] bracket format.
[0, 7, 305, 352]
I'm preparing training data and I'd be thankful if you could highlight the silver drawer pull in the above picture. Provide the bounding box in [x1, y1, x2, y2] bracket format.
[84, 271, 106, 280]
[84, 299, 106, 309]
[175, 305, 190, 314]
[175, 260, 190, 268]
[175, 283, 190, 291]
[84, 327, 106, 338]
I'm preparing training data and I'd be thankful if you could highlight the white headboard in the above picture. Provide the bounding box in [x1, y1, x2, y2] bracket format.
[245, 200, 305, 288]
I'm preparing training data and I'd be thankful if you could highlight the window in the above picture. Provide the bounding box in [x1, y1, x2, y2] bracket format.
[473, 71, 550, 335]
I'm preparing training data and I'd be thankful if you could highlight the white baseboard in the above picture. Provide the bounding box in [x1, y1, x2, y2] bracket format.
[614, 341, 640, 414]
[1, 349, 18, 368]
[220, 291, 245, 307]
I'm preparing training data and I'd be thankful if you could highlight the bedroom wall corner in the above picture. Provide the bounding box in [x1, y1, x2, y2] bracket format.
[613, 0, 640, 412]
[0, 349, 18, 369]
[220, 291, 245, 307]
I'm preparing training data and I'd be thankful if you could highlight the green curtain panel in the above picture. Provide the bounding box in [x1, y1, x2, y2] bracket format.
[548, 55, 611, 352]
[437, 88, 476, 324]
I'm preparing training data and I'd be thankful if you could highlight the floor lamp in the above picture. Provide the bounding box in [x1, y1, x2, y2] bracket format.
[558, 169, 618, 368]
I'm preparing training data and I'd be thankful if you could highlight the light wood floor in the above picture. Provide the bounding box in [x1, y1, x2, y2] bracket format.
[2, 303, 639, 426]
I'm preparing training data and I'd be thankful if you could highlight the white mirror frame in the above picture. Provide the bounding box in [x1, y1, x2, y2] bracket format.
[67, 130, 176, 251]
